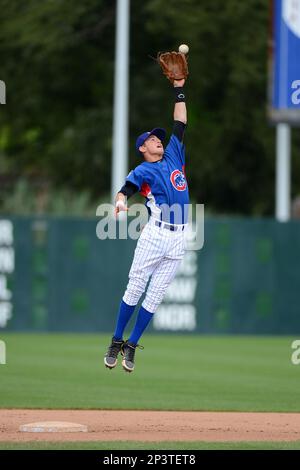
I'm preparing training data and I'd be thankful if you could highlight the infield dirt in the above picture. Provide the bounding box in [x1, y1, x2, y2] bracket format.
[1, 410, 300, 442]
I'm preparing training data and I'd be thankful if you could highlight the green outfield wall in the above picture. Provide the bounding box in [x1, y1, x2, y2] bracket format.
[0, 216, 299, 334]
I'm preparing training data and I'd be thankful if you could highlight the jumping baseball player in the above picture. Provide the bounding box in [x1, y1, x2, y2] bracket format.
[105, 51, 189, 373]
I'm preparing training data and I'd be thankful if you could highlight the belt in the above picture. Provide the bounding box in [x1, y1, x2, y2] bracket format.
[154, 220, 185, 232]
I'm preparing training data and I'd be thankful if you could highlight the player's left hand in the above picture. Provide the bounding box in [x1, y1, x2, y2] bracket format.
[157, 51, 188, 85]
[174, 79, 185, 87]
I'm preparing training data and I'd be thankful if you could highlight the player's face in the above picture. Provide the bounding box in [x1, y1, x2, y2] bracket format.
[140, 135, 164, 161]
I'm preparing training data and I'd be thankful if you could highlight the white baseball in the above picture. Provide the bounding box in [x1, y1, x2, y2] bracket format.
[179, 44, 189, 54]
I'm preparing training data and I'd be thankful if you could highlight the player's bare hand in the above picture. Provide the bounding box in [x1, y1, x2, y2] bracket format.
[174, 78, 185, 87]
[115, 200, 128, 218]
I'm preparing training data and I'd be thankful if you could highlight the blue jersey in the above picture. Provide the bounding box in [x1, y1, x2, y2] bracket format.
[126, 134, 189, 224]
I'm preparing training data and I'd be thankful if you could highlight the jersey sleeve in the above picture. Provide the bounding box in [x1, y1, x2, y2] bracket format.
[125, 164, 149, 191]
[164, 134, 186, 166]
[119, 181, 139, 199]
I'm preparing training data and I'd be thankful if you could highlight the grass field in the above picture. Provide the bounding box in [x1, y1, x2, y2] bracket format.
[1, 441, 300, 450]
[0, 333, 299, 411]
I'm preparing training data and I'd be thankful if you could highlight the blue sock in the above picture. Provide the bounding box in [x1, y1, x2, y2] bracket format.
[113, 300, 136, 341]
[128, 306, 153, 345]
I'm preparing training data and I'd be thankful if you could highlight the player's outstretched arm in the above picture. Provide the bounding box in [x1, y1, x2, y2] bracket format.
[173, 79, 187, 125]
[157, 50, 188, 125]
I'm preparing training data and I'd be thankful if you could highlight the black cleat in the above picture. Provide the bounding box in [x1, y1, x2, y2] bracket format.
[121, 340, 144, 373]
[104, 337, 124, 369]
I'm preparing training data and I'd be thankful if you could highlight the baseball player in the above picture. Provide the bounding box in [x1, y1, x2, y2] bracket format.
[105, 51, 189, 373]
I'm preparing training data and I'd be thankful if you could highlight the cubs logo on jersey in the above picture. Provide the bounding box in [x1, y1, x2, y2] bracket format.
[170, 169, 187, 191]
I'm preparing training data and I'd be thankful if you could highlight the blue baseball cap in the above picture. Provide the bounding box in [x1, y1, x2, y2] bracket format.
[135, 128, 166, 155]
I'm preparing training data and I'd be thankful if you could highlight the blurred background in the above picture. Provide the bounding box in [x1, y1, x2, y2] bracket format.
[0, 0, 300, 335]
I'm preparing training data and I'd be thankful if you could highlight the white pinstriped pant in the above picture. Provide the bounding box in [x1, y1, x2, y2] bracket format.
[123, 219, 185, 313]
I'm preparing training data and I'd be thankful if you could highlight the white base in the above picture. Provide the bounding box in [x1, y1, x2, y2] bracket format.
[19, 421, 88, 433]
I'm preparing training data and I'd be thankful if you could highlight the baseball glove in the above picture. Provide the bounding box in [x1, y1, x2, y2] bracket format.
[157, 51, 189, 83]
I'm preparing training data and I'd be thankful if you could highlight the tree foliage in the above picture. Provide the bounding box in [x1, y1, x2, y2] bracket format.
[0, 0, 299, 215]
